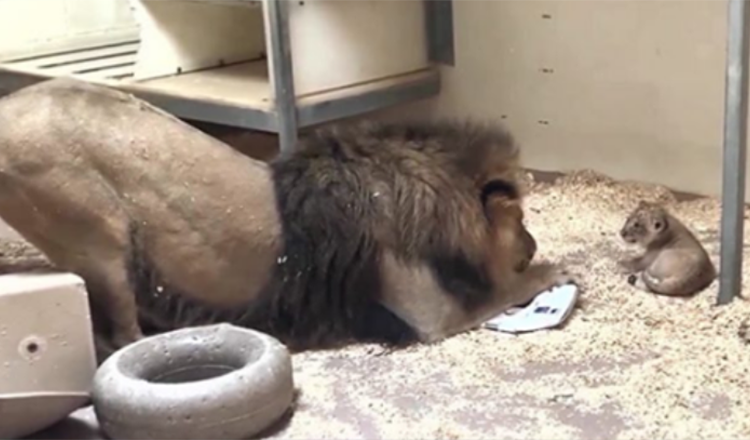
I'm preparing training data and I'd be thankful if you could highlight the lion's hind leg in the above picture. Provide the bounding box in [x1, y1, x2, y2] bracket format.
[0, 173, 144, 351]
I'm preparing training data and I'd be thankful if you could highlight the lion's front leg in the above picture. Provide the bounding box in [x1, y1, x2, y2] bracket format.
[618, 254, 650, 274]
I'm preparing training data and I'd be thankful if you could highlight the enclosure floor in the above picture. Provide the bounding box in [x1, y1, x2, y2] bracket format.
[11, 169, 750, 440]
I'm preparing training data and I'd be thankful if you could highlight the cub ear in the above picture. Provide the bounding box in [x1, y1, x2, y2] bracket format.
[653, 216, 667, 232]
[637, 200, 649, 208]
[480, 179, 520, 206]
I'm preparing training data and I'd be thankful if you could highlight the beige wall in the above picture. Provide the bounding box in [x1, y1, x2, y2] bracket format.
[0, 0, 137, 59]
[387, 0, 741, 200]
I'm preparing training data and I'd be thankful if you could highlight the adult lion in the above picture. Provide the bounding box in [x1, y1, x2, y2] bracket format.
[0, 79, 572, 361]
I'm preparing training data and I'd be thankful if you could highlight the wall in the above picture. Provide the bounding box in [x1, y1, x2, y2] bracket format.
[0, 0, 137, 59]
[387, 0, 740, 200]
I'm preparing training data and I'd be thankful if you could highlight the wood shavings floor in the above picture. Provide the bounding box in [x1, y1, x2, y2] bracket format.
[8, 169, 750, 440]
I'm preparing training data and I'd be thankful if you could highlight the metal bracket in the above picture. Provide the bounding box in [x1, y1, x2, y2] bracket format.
[265, 0, 299, 155]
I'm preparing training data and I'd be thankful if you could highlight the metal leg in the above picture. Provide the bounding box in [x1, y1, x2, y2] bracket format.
[425, 0, 455, 66]
[266, 0, 298, 156]
[718, 0, 750, 305]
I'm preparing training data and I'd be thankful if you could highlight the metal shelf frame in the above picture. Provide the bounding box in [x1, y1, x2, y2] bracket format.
[718, 0, 750, 305]
[0, 0, 454, 154]
[265, 0, 453, 154]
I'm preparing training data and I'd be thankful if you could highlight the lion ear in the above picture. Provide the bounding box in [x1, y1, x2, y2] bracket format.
[481, 179, 523, 227]
[484, 193, 517, 211]
[637, 200, 648, 208]
[480, 179, 520, 206]
[483, 195, 522, 231]
[483, 197, 521, 229]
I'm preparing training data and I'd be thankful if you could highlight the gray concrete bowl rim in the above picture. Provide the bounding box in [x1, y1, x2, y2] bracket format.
[91, 323, 295, 440]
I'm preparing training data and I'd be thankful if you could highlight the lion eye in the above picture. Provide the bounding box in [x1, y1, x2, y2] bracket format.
[633, 222, 641, 228]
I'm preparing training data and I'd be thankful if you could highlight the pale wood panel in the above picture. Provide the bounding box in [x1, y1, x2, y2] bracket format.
[0, 0, 138, 61]
[283, 0, 431, 96]
[129, 0, 266, 80]
[428, 0, 736, 200]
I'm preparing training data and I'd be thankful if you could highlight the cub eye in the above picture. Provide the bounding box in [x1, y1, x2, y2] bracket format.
[633, 221, 641, 228]
[654, 221, 663, 229]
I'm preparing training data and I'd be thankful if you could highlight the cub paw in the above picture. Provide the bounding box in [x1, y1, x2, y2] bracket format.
[616, 260, 635, 275]
[627, 272, 650, 291]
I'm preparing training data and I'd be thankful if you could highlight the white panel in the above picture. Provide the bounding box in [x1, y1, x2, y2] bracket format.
[286, 0, 431, 96]
[0, 0, 138, 60]
[129, 0, 265, 80]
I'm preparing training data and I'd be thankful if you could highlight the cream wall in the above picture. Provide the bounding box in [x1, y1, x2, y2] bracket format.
[388, 0, 740, 200]
[0, 0, 137, 59]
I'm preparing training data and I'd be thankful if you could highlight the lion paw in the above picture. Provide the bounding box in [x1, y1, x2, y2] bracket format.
[111, 326, 144, 351]
[546, 265, 578, 288]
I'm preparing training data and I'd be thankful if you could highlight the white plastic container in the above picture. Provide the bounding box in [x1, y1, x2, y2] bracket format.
[0, 272, 97, 438]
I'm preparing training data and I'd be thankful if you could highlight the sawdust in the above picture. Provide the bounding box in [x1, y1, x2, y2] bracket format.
[281, 169, 750, 440]
[11, 169, 750, 440]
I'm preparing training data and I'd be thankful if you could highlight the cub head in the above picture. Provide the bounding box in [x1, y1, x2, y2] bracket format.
[481, 179, 537, 273]
[620, 200, 670, 246]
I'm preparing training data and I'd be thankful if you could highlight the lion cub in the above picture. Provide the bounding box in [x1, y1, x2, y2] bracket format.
[618, 200, 716, 297]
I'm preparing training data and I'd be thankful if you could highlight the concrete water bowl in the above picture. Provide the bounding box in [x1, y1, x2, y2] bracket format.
[0, 273, 97, 439]
[92, 323, 295, 440]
